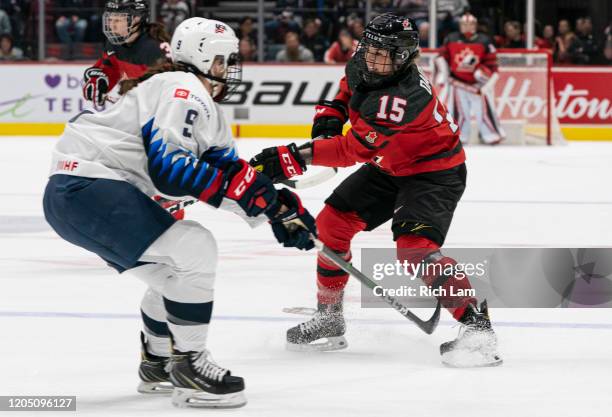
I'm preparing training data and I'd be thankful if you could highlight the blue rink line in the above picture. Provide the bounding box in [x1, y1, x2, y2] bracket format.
[1, 310, 612, 330]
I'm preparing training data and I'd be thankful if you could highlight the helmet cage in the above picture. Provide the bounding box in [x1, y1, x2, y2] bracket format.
[356, 28, 419, 88]
[103, 1, 148, 45]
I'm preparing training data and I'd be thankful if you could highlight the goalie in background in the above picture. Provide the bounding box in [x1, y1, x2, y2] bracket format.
[435, 13, 506, 145]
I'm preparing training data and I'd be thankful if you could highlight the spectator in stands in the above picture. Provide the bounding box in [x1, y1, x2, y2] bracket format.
[160, 0, 190, 35]
[349, 17, 364, 40]
[555, 19, 575, 63]
[239, 37, 257, 62]
[568, 17, 600, 65]
[0, 7, 11, 35]
[276, 31, 314, 62]
[536, 24, 554, 50]
[0, 33, 22, 59]
[500, 21, 525, 48]
[266, 8, 301, 44]
[418, 21, 429, 48]
[372, 0, 394, 13]
[324, 28, 357, 64]
[301, 18, 328, 62]
[394, 0, 428, 26]
[437, 0, 468, 38]
[55, 0, 88, 46]
[598, 38, 612, 65]
[237, 16, 257, 46]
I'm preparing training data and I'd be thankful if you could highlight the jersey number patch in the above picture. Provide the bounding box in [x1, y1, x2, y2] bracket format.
[376, 95, 407, 123]
[182, 109, 198, 138]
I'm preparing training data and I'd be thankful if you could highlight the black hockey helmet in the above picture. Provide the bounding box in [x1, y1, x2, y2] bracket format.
[103, 0, 149, 45]
[355, 13, 419, 88]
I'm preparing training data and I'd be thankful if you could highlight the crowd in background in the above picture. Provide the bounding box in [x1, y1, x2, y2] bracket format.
[0, 0, 610, 65]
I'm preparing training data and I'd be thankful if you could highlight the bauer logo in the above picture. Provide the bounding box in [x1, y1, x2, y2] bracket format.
[174, 89, 190, 99]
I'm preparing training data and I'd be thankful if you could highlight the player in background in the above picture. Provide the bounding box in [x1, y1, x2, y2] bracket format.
[83, 0, 171, 109]
[43, 18, 317, 408]
[84, 0, 186, 218]
[250, 14, 501, 368]
[435, 13, 506, 145]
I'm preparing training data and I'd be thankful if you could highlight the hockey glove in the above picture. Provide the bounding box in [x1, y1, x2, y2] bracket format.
[220, 159, 278, 217]
[311, 99, 348, 139]
[266, 188, 317, 251]
[83, 67, 110, 107]
[249, 143, 306, 183]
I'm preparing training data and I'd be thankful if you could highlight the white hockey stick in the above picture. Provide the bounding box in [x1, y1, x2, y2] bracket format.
[280, 167, 338, 189]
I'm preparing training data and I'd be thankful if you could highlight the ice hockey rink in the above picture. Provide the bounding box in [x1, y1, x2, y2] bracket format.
[1, 137, 611, 417]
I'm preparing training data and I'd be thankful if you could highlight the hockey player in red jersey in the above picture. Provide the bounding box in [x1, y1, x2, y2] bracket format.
[83, 0, 171, 110]
[84, 1, 184, 218]
[250, 13, 502, 367]
[435, 13, 505, 145]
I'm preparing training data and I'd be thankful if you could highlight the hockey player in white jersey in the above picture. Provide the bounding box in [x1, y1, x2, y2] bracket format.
[43, 17, 317, 409]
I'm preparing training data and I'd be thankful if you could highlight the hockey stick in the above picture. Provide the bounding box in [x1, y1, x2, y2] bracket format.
[312, 238, 441, 335]
[280, 167, 338, 189]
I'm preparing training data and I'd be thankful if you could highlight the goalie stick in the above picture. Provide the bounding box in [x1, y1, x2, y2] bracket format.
[309, 237, 441, 335]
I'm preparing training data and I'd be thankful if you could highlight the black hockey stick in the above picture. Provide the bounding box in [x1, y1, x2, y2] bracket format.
[313, 238, 441, 335]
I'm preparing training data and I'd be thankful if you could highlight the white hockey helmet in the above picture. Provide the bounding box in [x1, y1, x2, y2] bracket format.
[170, 17, 242, 102]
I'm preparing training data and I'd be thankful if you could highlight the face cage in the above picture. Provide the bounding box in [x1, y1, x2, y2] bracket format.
[356, 35, 417, 88]
[103, 12, 139, 45]
[213, 53, 243, 103]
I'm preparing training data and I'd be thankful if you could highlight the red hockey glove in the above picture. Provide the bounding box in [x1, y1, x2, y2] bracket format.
[216, 160, 278, 217]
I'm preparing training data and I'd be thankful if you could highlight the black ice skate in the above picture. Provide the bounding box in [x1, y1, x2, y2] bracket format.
[286, 301, 347, 351]
[440, 301, 503, 368]
[169, 349, 246, 408]
[137, 332, 173, 394]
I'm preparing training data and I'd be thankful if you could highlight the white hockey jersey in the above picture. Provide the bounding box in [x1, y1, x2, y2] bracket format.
[50, 71, 237, 198]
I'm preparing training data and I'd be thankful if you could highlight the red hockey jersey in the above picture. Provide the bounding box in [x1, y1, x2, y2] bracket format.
[439, 32, 498, 84]
[312, 59, 465, 177]
[91, 32, 170, 91]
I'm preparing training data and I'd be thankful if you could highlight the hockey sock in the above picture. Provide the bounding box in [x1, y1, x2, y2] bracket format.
[316, 205, 366, 304]
[396, 235, 477, 320]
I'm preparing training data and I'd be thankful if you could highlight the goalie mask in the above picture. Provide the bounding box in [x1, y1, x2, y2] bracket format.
[355, 14, 419, 89]
[171, 17, 242, 103]
[103, 0, 149, 45]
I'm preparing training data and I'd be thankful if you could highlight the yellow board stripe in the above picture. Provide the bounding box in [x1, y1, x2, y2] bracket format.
[560, 127, 612, 141]
[1, 123, 610, 141]
[0, 123, 66, 136]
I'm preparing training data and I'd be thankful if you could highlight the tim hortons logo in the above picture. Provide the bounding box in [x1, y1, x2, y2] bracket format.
[495, 77, 612, 122]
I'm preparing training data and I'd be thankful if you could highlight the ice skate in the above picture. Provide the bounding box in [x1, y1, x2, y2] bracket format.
[440, 301, 503, 368]
[170, 349, 246, 408]
[286, 301, 347, 351]
[137, 332, 173, 394]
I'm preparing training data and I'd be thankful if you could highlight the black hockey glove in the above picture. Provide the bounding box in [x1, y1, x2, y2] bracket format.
[83, 67, 110, 107]
[311, 99, 348, 139]
[249, 143, 306, 184]
[266, 188, 317, 251]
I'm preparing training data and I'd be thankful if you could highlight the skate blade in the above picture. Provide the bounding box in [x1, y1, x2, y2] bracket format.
[137, 381, 174, 394]
[283, 306, 316, 316]
[172, 388, 247, 409]
[286, 336, 348, 352]
[441, 349, 503, 368]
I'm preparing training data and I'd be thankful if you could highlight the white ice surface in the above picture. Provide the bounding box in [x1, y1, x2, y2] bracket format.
[1, 137, 611, 417]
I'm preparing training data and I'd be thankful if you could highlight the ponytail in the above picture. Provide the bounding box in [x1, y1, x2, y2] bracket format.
[119, 61, 192, 95]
